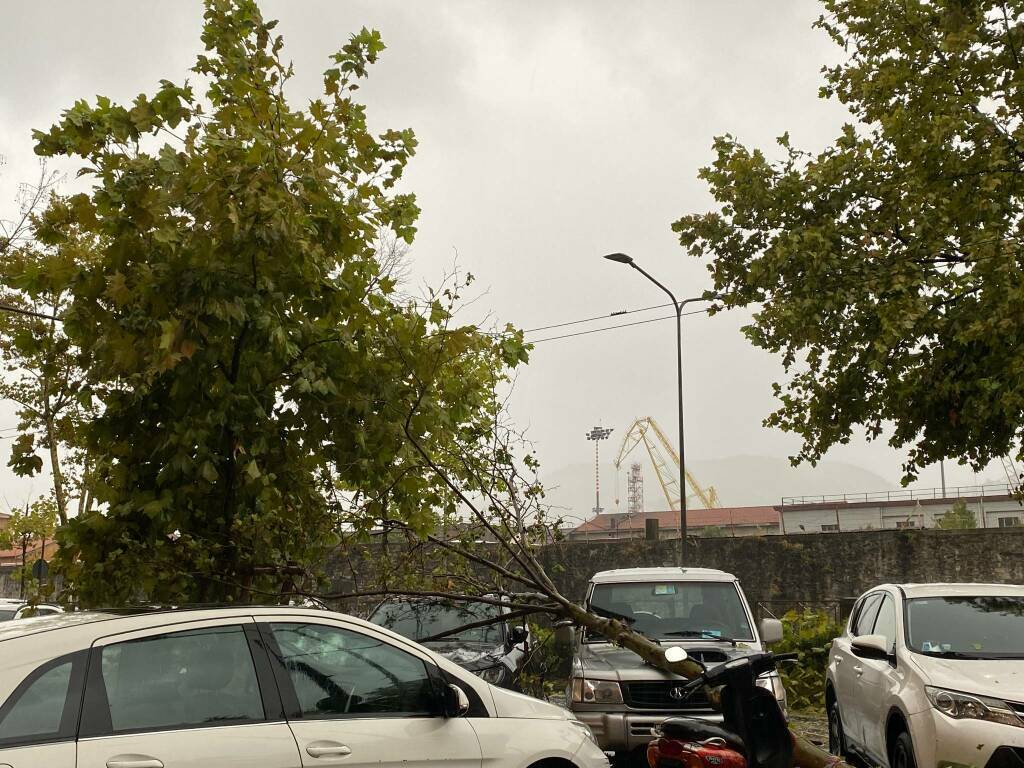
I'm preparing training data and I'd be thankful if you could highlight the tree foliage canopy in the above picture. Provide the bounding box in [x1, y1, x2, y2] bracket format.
[28, 0, 526, 605]
[1, 168, 97, 524]
[674, 0, 1024, 481]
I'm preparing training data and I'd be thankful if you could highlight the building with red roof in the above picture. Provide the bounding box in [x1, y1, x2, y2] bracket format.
[567, 506, 780, 541]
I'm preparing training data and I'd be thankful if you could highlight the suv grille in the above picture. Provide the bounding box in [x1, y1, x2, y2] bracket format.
[687, 650, 729, 664]
[624, 681, 713, 710]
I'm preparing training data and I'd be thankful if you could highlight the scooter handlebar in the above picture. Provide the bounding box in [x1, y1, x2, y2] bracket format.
[687, 651, 799, 689]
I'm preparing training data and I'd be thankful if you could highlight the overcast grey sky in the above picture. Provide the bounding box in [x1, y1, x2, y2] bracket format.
[0, 1, 1003, 513]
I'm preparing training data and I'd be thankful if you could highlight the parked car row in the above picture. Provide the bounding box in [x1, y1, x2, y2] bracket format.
[1, 573, 1021, 768]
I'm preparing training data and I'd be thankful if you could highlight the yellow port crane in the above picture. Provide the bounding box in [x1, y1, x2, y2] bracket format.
[613, 417, 721, 510]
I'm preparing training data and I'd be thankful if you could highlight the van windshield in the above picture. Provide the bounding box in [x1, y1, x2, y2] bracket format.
[906, 596, 1024, 658]
[587, 581, 754, 641]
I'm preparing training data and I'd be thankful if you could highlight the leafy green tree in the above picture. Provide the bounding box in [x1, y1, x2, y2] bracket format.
[28, 0, 526, 606]
[674, 0, 1024, 482]
[936, 498, 978, 529]
[1, 224, 97, 525]
[1, 164, 96, 525]
[0, 496, 59, 601]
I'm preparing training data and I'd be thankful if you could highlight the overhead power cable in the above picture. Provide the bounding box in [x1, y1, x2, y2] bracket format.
[520, 303, 672, 335]
[528, 307, 711, 344]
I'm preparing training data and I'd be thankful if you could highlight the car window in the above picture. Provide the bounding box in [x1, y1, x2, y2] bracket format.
[99, 624, 264, 734]
[872, 595, 897, 650]
[0, 660, 73, 744]
[852, 593, 883, 636]
[270, 623, 436, 718]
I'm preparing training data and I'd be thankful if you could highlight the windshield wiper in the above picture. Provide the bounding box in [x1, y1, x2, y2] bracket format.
[663, 630, 737, 646]
[919, 650, 980, 659]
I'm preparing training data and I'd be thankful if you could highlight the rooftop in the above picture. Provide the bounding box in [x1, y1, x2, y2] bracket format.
[571, 506, 779, 534]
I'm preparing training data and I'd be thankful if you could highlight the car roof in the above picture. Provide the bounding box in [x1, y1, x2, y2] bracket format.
[590, 567, 737, 584]
[0, 605, 369, 644]
[895, 582, 1024, 598]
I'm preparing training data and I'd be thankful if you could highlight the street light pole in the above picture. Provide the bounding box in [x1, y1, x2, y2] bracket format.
[603, 252, 718, 565]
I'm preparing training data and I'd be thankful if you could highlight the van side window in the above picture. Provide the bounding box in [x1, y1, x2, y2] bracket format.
[96, 625, 265, 734]
[0, 652, 84, 747]
[270, 623, 436, 718]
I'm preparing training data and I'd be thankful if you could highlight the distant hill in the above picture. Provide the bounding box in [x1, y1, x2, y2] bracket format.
[540, 455, 897, 522]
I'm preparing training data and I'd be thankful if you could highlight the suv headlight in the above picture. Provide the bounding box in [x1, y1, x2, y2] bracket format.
[756, 672, 787, 704]
[476, 664, 507, 685]
[571, 677, 623, 704]
[926, 686, 1024, 728]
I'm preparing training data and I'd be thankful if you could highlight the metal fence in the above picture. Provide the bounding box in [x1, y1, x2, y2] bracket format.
[782, 483, 1017, 508]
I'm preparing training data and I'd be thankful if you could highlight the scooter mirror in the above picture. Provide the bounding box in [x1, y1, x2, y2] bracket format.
[664, 646, 688, 664]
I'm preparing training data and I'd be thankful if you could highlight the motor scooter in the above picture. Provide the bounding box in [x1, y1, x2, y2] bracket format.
[647, 650, 797, 768]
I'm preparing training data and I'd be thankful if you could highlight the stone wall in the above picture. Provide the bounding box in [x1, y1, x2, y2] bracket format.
[537, 528, 1024, 608]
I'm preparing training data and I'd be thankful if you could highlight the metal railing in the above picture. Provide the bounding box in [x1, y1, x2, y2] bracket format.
[781, 483, 1016, 508]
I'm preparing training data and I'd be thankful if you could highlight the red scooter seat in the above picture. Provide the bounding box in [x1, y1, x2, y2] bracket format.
[658, 718, 748, 757]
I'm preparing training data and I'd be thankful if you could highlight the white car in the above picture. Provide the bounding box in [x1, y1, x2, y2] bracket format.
[0, 606, 610, 768]
[826, 583, 1024, 768]
[0, 599, 62, 621]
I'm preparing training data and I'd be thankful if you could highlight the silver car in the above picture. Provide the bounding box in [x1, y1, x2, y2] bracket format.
[567, 567, 786, 757]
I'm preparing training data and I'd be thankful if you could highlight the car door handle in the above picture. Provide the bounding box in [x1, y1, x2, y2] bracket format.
[853, 665, 863, 676]
[306, 742, 353, 758]
[106, 757, 164, 768]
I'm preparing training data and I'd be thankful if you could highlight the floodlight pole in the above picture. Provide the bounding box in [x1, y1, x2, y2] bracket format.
[586, 426, 614, 516]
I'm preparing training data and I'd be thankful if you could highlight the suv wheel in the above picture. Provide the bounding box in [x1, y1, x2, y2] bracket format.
[892, 732, 916, 768]
[828, 698, 847, 758]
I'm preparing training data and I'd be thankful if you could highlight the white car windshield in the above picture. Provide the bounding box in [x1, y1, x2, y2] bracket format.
[587, 581, 754, 641]
[906, 596, 1024, 658]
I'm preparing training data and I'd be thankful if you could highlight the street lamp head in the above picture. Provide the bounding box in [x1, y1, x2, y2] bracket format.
[603, 252, 633, 265]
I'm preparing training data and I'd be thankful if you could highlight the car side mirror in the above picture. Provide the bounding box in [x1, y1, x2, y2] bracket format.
[759, 618, 784, 644]
[553, 619, 575, 649]
[851, 634, 894, 662]
[508, 625, 529, 645]
[444, 683, 470, 717]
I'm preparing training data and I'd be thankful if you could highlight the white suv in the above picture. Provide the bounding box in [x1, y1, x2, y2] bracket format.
[826, 583, 1024, 768]
[0, 606, 609, 768]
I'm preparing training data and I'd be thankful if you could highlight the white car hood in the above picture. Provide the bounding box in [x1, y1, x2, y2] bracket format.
[489, 685, 571, 720]
[913, 656, 1024, 701]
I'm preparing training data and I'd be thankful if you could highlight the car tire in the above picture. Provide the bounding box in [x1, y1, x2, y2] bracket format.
[828, 698, 848, 758]
[892, 731, 917, 768]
